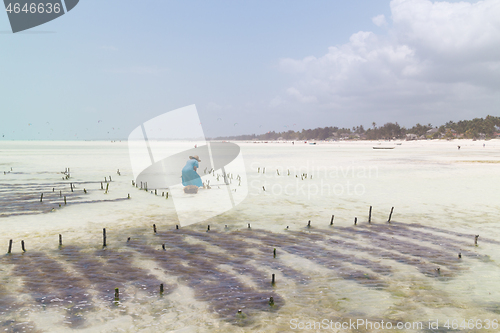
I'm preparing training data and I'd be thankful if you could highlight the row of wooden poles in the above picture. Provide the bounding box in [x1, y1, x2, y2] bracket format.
[5, 226, 277, 308]
[5, 216, 480, 308]
[317, 205, 397, 225]
[7, 214, 480, 254]
[257, 166, 313, 180]
[5, 213, 481, 255]
[132, 180, 169, 198]
[364, 205, 393, 224]
[38, 176, 132, 204]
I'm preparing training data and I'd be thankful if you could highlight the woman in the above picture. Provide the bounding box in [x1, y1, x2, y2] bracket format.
[182, 155, 203, 187]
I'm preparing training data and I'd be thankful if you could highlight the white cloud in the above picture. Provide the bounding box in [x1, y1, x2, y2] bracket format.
[276, 0, 500, 124]
[269, 96, 284, 108]
[372, 14, 388, 27]
[286, 87, 318, 103]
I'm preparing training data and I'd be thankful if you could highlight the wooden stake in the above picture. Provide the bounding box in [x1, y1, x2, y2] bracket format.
[103, 228, 107, 247]
[127, 193, 130, 199]
[368, 206, 372, 223]
[330, 215, 334, 225]
[59, 190, 62, 197]
[21, 240, 26, 252]
[70, 183, 73, 192]
[160, 284, 164, 295]
[153, 224, 157, 234]
[248, 223, 251, 229]
[40, 193, 43, 202]
[105, 183, 109, 194]
[273, 248, 276, 258]
[388, 207, 394, 223]
[207, 225, 210, 231]
[271, 273, 275, 285]
[109, 176, 112, 182]
[354, 217, 357, 225]
[114, 288, 119, 301]
[64, 196, 67, 205]
[7, 239, 12, 254]
[176, 225, 179, 230]
[59, 234, 62, 247]
[269, 296, 274, 306]
[307, 220, 311, 227]
[162, 244, 166, 250]
[101, 182, 103, 190]
[475, 235, 479, 246]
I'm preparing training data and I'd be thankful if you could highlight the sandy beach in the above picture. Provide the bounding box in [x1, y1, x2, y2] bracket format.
[0, 139, 499, 332]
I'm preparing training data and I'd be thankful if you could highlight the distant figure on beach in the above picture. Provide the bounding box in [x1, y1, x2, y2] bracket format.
[182, 155, 202, 187]
[457, 146, 461, 150]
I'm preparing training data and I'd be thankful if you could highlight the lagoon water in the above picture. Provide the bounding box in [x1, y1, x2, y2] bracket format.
[0, 139, 499, 332]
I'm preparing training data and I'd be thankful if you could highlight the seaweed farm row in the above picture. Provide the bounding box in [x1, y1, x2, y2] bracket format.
[1, 220, 498, 332]
[0, 168, 128, 218]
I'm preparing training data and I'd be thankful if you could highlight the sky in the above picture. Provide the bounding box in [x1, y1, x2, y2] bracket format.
[0, 0, 499, 140]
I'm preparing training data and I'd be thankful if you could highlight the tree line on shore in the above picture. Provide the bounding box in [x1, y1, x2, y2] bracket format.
[212, 115, 500, 141]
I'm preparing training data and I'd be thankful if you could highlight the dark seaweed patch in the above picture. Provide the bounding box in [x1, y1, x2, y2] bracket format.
[5, 252, 92, 328]
[127, 233, 282, 325]
[232, 229, 389, 288]
[59, 246, 172, 303]
[0, 177, 126, 218]
[399, 222, 500, 245]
